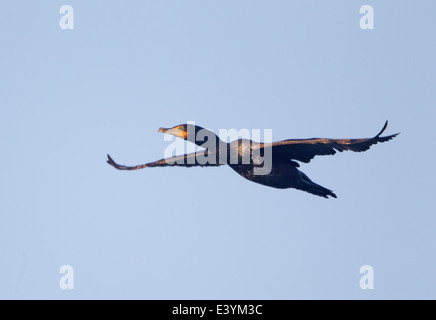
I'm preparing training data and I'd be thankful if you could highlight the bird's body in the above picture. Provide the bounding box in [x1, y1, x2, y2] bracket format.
[107, 122, 398, 198]
[223, 139, 337, 197]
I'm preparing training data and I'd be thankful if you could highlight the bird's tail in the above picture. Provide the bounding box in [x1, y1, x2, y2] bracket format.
[296, 172, 337, 199]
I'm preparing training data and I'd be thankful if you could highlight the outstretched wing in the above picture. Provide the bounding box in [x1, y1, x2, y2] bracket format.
[259, 121, 399, 164]
[107, 151, 223, 170]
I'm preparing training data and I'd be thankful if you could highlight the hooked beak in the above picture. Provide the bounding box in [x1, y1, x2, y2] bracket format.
[158, 127, 187, 139]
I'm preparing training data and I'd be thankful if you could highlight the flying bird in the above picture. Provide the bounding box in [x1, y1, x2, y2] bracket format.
[107, 122, 398, 198]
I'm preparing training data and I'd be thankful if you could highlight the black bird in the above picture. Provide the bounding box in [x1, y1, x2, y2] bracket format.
[107, 122, 398, 198]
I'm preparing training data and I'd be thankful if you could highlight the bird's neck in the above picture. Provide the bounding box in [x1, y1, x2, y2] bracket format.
[189, 128, 226, 151]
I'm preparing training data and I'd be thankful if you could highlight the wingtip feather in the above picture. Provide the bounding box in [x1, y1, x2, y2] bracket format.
[106, 154, 120, 169]
[375, 121, 389, 138]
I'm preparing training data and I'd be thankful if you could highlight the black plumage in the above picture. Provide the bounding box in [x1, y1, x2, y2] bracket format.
[107, 122, 398, 198]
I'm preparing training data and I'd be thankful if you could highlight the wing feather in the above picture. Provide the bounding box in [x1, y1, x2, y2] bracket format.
[258, 121, 399, 163]
[107, 150, 222, 170]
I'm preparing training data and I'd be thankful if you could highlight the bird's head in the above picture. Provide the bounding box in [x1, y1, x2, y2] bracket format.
[158, 124, 190, 140]
[158, 124, 220, 147]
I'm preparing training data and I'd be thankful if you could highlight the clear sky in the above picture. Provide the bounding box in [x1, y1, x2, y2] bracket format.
[1, 1, 435, 299]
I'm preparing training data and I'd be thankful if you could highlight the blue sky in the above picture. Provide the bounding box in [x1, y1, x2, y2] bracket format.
[0, 1, 435, 299]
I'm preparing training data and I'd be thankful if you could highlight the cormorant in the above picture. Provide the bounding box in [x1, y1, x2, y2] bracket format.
[107, 122, 398, 198]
